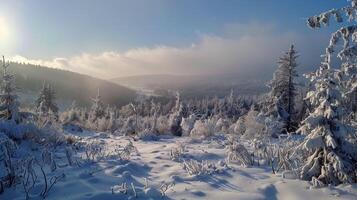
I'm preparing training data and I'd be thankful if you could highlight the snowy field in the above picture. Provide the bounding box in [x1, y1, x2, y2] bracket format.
[2, 131, 356, 200]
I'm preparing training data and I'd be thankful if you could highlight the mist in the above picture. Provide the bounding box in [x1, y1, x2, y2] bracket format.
[11, 22, 327, 81]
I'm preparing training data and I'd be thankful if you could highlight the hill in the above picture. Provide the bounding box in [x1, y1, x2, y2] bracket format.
[8, 62, 136, 108]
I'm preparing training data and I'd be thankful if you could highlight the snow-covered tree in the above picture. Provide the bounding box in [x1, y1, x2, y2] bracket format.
[169, 92, 185, 136]
[88, 89, 105, 122]
[0, 56, 20, 123]
[149, 100, 160, 133]
[35, 82, 59, 119]
[94, 104, 116, 132]
[266, 45, 299, 133]
[215, 117, 230, 133]
[121, 115, 137, 135]
[297, 64, 356, 185]
[231, 116, 246, 135]
[307, 0, 357, 124]
[297, 0, 357, 186]
[190, 118, 216, 138]
[129, 103, 139, 133]
[181, 114, 196, 136]
[241, 109, 266, 140]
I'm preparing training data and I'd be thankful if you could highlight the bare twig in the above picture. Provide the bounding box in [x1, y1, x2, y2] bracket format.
[131, 182, 137, 198]
[160, 182, 175, 197]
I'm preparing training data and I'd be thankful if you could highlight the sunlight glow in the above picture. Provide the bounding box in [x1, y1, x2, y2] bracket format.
[0, 17, 10, 42]
[0, 16, 18, 54]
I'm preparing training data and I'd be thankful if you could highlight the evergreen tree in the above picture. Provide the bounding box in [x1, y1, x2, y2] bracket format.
[169, 92, 184, 136]
[267, 45, 299, 133]
[36, 82, 59, 118]
[0, 56, 20, 123]
[89, 89, 105, 122]
[298, 0, 357, 186]
[150, 100, 160, 133]
[298, 62, 356, 186]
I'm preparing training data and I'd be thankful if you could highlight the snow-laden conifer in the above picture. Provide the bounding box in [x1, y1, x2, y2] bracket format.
[169, 92, 185, 136]
[266, 45, 299, 133]
[89, 89, 105, 122]
[0, 56, 20, 123]
[298, 0, 357, 186]
[35, 82, 59, 120]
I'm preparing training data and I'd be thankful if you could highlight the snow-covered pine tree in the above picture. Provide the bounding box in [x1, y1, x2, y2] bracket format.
[88, 89, 105, 122]
[232, 116, 246, 135]
[174, 91, 181, 111]
[99, 104, 117, 132]
[36, 82, 59, 119]
[267, 45, 299, 133]
[0, 56, 20, 123]
[169, 92, 184, 136]
[149, 100, 160, 133]
[223, 89, 240, 119]
[225, 89, 235, 118]
[298, 0, 357, 186]
[298, 61, 357, 186]
[129, 102, 139, 133]
[307, 0, 357, 124]
[181, 114, 196, 136]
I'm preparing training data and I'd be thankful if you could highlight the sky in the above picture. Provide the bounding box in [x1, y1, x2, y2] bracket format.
[0, 0, 350, 79]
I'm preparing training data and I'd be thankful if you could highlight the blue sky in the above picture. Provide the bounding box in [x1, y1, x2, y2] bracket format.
[0, 0, 350, 78]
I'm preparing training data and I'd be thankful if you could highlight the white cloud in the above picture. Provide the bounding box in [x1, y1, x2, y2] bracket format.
[10, 22, 324, 79]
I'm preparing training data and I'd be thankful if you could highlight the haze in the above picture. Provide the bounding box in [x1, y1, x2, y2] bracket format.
[0, 0, 346, 79]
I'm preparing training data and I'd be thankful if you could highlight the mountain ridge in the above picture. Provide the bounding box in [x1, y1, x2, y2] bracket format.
[7, 62, 136, 108]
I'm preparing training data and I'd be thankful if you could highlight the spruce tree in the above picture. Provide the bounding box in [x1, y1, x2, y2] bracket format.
[89, 89, 105, 122]
[36, 82, 59, 118]
[0, 56, 20, 123]
[169, 92, 184, 136]
[298, 0, 357, 186]
[267, 45, 299, 133]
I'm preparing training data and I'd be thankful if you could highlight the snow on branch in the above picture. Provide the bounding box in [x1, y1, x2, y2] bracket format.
[307, 0, 357, 29]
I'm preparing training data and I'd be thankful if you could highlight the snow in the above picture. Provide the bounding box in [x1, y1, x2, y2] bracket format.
[2, 131, 356, 200]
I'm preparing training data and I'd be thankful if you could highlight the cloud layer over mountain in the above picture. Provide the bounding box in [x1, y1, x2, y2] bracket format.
[11, 22, 326, 79]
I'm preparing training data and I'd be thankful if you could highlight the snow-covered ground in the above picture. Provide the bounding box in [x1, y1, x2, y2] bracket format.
[3, 131, 357, 200]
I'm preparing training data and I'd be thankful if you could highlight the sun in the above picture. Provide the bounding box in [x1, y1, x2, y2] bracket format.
[0, 17, 10, 42]
[0, 16, 16, 53]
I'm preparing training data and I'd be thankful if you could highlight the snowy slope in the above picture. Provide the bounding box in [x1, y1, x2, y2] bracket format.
[2, 132, 356, 200]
